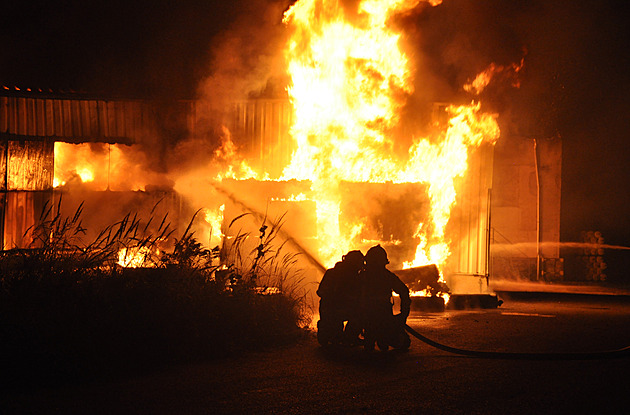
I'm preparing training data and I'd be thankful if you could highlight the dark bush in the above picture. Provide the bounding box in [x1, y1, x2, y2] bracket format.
[0, 203, 310, 388]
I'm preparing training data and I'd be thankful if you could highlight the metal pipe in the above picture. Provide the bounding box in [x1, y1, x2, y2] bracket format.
[533, 139, 541, 280]
[485, 188, 492, 287]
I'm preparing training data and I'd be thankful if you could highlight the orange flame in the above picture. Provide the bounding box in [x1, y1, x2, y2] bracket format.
[213, 126, 262, 181]
[51, 0, 509, 275]
[464, 58, 525, 95]
[204, 204, 225, 248]
[117, 246, 158, 268]
[54, 142, 166, 191]
[278, 0, 500, 267]
[54, 142, 99, 188]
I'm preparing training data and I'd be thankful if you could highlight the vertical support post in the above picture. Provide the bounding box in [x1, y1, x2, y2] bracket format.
[533, 139, 541, 280]
[485, 188, 492, 287]
[1, 141, 8, 249]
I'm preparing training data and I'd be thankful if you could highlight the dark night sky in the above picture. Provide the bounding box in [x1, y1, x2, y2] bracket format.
[2, 1, 630, 268]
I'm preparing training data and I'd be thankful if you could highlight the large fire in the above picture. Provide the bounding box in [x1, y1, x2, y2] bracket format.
[275, 0, 499, 269]
[53, 142, 162, 191]
[53, 0, 508, 276]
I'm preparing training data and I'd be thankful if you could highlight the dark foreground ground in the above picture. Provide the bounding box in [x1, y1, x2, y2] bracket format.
[3, 293, 630, 414]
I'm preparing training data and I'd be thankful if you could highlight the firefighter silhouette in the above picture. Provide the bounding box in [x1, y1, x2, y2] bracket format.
[316, 250, 365, 346]
[361, 245, 411, 351]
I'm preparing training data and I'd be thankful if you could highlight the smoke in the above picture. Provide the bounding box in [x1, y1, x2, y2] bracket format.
[191, 0, 291, 137]
[6, 0, 626, 274]
[167, 0, 291, 203]
[167, 0, 523, 268]
[391, 0, 630, 267]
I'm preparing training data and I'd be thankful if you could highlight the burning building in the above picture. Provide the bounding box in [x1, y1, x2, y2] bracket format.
[0, 88, 191, 256]
[0, 0, 563, 294]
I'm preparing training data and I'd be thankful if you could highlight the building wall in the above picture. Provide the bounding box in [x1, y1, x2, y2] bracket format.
[1, 91, 564, 284]
[227, 99, 294, 178]
[0, 91, 182, 249]
[448, 144, 495, 278]
[0, 140, 54, 249]
[490, 135, 563, 280]
[0, 92, 160, 144]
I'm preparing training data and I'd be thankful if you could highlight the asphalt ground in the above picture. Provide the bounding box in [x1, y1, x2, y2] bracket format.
[3, 294, 630, 414]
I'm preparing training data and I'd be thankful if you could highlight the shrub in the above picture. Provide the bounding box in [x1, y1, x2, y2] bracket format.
[0, 201, 310, 387]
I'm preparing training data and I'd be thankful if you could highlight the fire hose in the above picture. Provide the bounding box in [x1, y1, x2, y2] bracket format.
[210, 184, 629, 360]
[403, 324, 630, 360]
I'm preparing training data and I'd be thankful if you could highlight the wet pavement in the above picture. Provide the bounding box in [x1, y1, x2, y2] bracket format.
[3, 294, 630, 414]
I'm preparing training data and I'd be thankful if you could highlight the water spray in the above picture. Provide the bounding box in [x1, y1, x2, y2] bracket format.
[211, 183, 630, 360]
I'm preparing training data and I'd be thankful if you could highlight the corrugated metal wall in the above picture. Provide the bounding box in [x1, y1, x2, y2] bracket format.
[0, 91, 162, 249]
[490, 135, 563, 280]
[0, 93, 156, 144]
[1, 191, 52, 249]
[0, 139, 54, 249]
[6, 140, 54, 190]
[225, 98, 495, 277]
[229, 99, 294, 178]
[450, 144, 494, 278]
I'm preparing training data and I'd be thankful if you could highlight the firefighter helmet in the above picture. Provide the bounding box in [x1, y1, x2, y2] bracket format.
[342, 250, 364, 268]
[365, 245, 389, 266]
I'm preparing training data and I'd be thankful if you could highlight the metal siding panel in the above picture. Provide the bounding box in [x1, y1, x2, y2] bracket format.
[115, 101, 125, 137]
[127, 101, 136, 138]
[41, 139, 54, 189]
[0, 96, 8, 133]
[131, 101, 139, 137]
[107, 101, 117, 138]
[36, 98, 46, 135]
[140, 104, 150, 139]
[10, 97, 18, 134]
[78, 100, 87, 136]
[3, 192, 16, 248]
[8, 141, 30, 190]
[62, 100, 72, 137]
[12, 97, 19, 134]
[124, 101, 134, 138]
[80, 100, 89, 136]
[81, 100, 91, 137]
[17, 97, 27, 135]
[3, 192, 36, 249]
[26, 98, 35, 135]
[53, 100, 63, 136]
[88, 100, 98, 138]
[97, 101, 108, 137]
[0, 141, 6, 191]
[1, 94, 161, 144]
[111, 101, 120, 137]
[70, 100, 82, 137]
[7, 141, 53, 190]
[45, 99, 55, 136]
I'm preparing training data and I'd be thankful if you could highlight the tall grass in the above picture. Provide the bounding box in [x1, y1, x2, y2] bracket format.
[0, 200, 310, 388]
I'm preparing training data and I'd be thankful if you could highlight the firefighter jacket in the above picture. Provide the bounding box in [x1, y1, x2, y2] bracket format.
[317, 261, 361, 314]
[360, 266, 411, 318]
